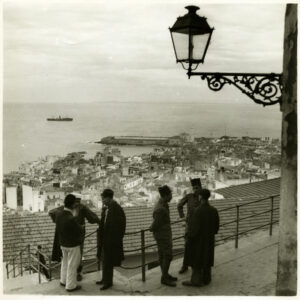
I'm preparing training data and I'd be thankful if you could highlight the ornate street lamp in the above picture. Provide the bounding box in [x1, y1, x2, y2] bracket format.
[169, 6, 282, 106]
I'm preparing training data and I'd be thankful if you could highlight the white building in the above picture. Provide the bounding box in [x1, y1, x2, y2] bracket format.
[124, 177, 143, 191]
[22, 185, 45, 212]
[6, 186, 18, 209]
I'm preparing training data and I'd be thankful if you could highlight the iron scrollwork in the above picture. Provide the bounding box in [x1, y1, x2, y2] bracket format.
[190, 72, 282, 106]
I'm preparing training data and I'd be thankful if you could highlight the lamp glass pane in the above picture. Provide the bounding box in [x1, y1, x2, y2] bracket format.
[191, 33, 210, 60]
[171, 32, 189, 61]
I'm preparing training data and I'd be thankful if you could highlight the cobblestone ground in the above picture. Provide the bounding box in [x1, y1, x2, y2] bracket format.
[4, 227, 278, 296]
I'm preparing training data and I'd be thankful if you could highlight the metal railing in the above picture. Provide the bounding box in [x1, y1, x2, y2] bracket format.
[5, 194, 280, 283]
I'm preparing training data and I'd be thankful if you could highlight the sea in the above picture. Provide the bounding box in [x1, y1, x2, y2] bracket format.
[3, 102, 282, 174]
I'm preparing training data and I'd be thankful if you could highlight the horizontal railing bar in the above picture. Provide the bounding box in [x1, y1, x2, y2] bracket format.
[237, 194, 279, 208]
[50, 262, 61, 269]
[172, 235, 185, 241]
[143, 243, 159, 250]
[30, 256, 50, 270]
[83, 261, 98, 270]
[238, 209, 275, 222]
[170, 219, 185, 226]
[216, 234, 237, 242]
[238, 223, 271, 235]
[219, 219, 237, 227]
[85, 230, 98, 239]
[124, 248, 143, 253]
[83, 246, 97, 255]
[125, 230, 145, 235]
[30, 265, 39, 273]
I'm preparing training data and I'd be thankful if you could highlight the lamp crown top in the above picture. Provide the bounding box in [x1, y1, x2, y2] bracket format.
[185, 5, 200, 14]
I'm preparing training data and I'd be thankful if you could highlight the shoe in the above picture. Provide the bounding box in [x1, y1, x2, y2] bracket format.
[96, 280, 104, 285]
[182, 281, 202, 287]
[60, 282, 65, 287]
[168, 274, 178, 281]
[179, 266, 188, 274]
[100, 284, 112, 290]
[77, 273, 83, 281]
[66, 285, 81, 292]
[161, 278, 176, 287]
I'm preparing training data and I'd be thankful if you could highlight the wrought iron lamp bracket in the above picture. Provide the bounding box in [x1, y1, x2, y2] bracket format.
[188, 71, 282, 106]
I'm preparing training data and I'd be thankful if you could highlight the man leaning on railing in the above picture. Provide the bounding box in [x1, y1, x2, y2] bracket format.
[177, 178, 202, 274]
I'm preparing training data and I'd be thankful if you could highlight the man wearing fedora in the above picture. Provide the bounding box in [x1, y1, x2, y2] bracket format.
[177, 178, 202, 274]
[96, 189, 126, 290]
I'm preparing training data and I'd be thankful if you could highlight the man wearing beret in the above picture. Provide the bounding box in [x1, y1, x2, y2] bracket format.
[56, 194, 84, 292]
[177, 178, 202, 274]
[150, 185, 177, 287]
[96, 189, 126, 290]
[183, 189, 219, 287]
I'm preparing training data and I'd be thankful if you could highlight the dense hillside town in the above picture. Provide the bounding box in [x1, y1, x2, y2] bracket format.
[3, 133, 281, 214]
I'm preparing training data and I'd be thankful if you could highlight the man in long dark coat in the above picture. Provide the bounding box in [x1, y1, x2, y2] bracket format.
[177, 178, 202, 273]
[183, 189, 219, 287]
[150, 185, 177, 287]
[49, 193, 100, 281]
[96, 189, 126, 290]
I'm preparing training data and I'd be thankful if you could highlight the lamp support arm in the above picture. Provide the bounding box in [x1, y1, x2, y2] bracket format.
[188, 71, 282, 106]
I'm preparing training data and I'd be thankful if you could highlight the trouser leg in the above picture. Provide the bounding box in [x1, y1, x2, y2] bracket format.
[203, 266, 211, 285]
[77, 242, 84, 274]
[60, 247, 68, 285]
[191, 267, 202, 286]
[65, 246, 81, 290]
[182, 240, 189, 267]
[42, 266, 50, 279]
[158, 248, 163, 274]
[102, 252, 114, 285]
[161, 257, 171, 280]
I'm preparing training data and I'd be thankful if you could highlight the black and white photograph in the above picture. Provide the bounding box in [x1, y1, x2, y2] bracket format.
[2, 0, 297, 296]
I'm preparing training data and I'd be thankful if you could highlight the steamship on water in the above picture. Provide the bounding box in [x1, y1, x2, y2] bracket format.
[47, 116, 73, 121]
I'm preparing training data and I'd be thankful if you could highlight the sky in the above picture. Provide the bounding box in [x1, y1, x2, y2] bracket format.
[3, 0, 287, 104]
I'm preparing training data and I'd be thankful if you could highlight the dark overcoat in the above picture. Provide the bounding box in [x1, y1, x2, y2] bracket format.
[97, 200, 126, 267]
[49, 204, 100, 261]
[186, 202, 219, 269]
[177, 193, 201, 233]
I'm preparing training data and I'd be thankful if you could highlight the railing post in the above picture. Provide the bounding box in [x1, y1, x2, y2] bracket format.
[13, 258, 16, 278]
[6, 263, 9, 279]
[27, 244, 31, 274]
[20, 251, 23, 276]
[235, 205, 240, 249]
[269, 196, 274, 236]
[141, 230, 146, 282]
[37, 250, 41, 284]
[48, 255, 52, 281]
